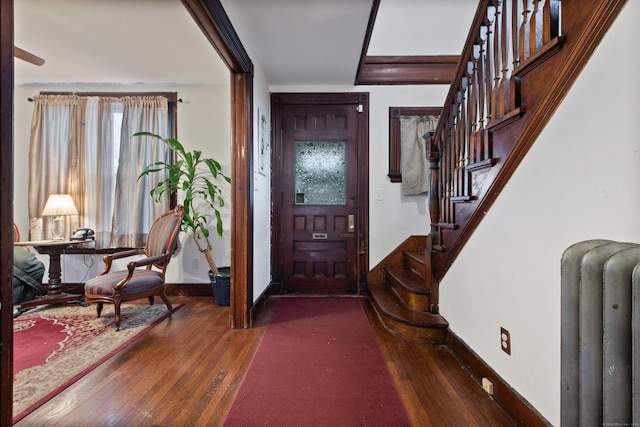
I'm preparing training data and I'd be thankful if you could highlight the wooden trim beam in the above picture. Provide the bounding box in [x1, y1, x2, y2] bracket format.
[230, 73, 253, 328]
[180, 0, 254, 328]
[181, 0, 253, 74]
[354, 0, 380, 85]
[0, 1, 13, 424]
[356, 55, 459, 85]
[352, 0, 457, 86]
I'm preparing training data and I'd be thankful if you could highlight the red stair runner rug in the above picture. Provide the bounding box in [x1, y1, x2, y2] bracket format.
[223, 296, 411, 426]
[13, 302, 182, 423]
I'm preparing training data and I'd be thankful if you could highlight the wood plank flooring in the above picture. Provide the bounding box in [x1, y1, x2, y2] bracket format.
[15, 296, 515, 426]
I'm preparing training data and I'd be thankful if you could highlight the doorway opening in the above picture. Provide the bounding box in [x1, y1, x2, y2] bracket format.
[271, 92, 370, 295]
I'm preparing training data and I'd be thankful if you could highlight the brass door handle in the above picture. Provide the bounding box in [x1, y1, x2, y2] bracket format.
[348, 215, 355, 232]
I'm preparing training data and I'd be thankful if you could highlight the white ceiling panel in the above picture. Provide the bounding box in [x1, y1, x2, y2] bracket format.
[14, 0, 477, 88]
[368, 0, 477, 56]
[14, 0, 227, 86]
[221, 0, 373, 86]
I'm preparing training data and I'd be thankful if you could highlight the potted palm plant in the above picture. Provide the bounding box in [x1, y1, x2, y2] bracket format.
[135, 131, 232, 305]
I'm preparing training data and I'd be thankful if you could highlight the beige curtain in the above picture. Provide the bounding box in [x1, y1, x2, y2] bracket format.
[28, 95, 81, 239]
[111, 96, 170, 248]
[29, 94, 170, 247]
[81, 97, 124, 247]
[400, 115, 439, 196]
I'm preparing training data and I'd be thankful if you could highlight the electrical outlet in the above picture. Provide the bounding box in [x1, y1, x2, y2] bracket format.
[191, 257, 200, 269]
[500, 327, 511, 355]
[482, 377, 494, 395]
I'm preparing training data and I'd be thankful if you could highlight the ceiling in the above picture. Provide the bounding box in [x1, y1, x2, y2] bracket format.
[220, 0, 372, 86]
[14, 0, 477, 87]
[14, 0, 227, 86]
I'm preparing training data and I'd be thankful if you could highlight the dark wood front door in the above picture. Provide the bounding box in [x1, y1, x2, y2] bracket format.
[273, 93, 369, 294]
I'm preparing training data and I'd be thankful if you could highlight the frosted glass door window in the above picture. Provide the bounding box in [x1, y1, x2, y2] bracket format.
[295, 141, 346, 205]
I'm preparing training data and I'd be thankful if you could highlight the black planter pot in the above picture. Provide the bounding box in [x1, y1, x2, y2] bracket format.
[209, 267, 231, 306]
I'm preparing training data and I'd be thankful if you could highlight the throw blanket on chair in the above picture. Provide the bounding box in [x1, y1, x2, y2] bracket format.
[13, 247, 44, 304]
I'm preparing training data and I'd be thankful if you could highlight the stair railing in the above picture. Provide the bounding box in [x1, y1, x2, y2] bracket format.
[427, 0, 562, 277]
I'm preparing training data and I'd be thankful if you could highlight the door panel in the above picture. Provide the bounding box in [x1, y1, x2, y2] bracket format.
[281, 103, 359, 293]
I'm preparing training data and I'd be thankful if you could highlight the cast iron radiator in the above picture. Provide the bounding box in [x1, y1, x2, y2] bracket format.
[561, 240, 640, 426]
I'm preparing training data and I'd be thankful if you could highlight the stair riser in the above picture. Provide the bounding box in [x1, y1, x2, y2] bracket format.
[389, 282, 431, 312]
[404, 255, 425, 279]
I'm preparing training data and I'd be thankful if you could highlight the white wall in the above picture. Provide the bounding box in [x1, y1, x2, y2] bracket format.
[252, 67, 273, 302]
[366, 85, 448, 265]
[13, 83, 231, 284]
[221, 2, 274, 303]
[439, 2, 640, 424]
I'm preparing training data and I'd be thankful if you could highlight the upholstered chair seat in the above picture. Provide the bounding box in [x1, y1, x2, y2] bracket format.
[84, 270, 165, 297]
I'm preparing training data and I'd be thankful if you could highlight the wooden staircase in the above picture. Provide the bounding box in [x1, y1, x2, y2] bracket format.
[367, 236, 448, 345]
[367, 0, 626, 343]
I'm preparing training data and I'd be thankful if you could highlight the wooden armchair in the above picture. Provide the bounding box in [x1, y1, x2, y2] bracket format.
[84, 205, 184, 330]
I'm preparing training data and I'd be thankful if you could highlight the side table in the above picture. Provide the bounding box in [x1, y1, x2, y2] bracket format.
[14, 239, 89, 316]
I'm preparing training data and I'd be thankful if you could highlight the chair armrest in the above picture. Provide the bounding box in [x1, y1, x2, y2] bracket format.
[110, 248, 146, 260]
[126, 254, 168, 270]
[98, 248, 146, 276]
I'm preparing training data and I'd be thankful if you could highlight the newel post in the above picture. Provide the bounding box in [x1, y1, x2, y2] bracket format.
[425, 131, 440, 241]
[425, 130, 441, 313]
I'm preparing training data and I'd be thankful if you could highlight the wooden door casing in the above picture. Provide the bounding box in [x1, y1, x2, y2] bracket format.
[272, 93, 369, 295]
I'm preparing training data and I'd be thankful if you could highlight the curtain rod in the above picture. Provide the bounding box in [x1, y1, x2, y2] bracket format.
[28, 97, 183, 103]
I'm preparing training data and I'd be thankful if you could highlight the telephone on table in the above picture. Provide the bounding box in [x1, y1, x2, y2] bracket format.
[71, 228, 95, 241]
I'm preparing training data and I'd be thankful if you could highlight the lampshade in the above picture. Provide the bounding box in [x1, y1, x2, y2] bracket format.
[41, 194, 78, 240]
[41, 194, 79, 217]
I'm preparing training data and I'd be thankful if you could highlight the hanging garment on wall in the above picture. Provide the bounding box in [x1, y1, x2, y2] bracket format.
[400, 115, 438, 196]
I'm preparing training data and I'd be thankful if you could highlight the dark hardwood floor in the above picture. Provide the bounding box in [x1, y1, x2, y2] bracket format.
[15, 296, 514, 426]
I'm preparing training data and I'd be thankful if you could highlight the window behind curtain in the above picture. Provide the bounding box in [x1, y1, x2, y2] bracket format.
[28, 92, 177, 248]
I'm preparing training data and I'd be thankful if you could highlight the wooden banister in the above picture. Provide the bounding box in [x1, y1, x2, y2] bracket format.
[427, 0, 625, 281]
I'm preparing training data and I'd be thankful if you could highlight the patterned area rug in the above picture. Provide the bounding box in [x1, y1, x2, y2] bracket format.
[13, 302, 181, 423]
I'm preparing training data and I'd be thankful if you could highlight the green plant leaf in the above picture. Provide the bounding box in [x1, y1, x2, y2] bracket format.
[135, 132, 231, 265]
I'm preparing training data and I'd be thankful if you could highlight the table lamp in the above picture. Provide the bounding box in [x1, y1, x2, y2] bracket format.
[41, 194, 78, 240]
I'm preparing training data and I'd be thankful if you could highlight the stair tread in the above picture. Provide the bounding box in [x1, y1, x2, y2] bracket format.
[386, 265, 429, 295]
[368, 282, 448, 328]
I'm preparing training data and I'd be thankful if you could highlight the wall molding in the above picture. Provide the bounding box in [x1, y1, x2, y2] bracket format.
[446, 331, 552, 426]
[356, 55, 459, 85]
